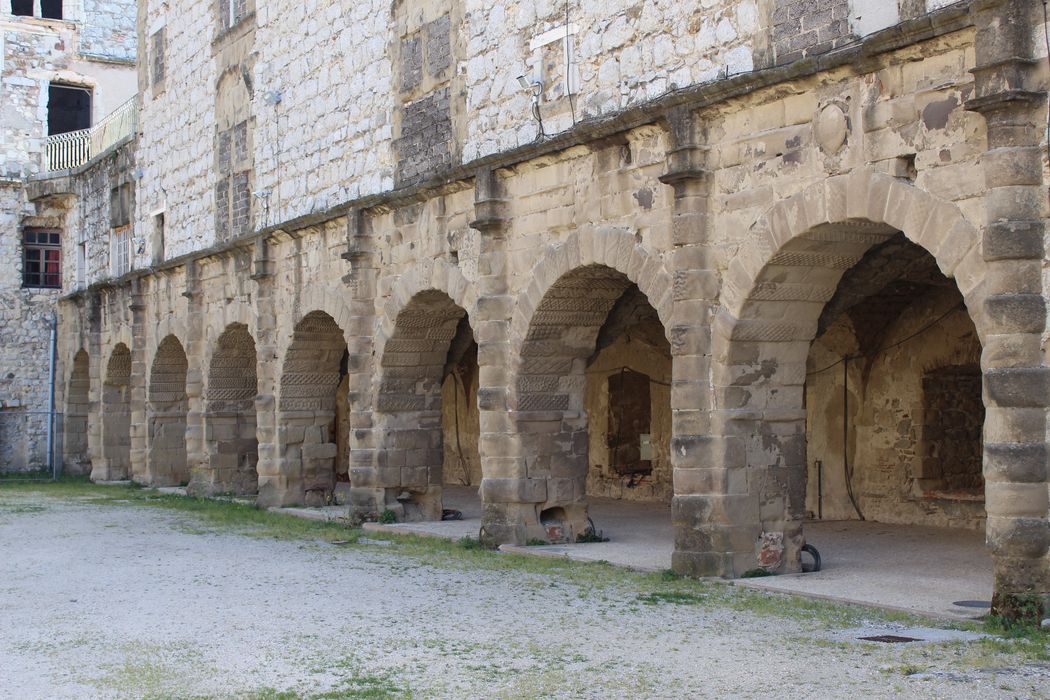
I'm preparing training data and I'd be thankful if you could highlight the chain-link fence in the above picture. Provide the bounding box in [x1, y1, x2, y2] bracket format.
[0, 409, 64, 477]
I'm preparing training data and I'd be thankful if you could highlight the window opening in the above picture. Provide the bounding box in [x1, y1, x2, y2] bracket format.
[10, 0, 32, 16]
[48, 84, 91, 135]
[111, 226, 130, 277]
[40, 0, 61, 18]
[23, 229, 61, 289]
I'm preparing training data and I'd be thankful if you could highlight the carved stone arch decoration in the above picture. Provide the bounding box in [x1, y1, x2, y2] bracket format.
[63, 349, 91, 475]
[93, 343, 132, 482]
[350, 258, 480, 523]
[674, 167, 994, 582]
[375, 257, 478, 363]
[719, 168, 986, 337]
[509, 227, 675, 358]
[189, 323, 259, 497]
[501, 228, 675, 542]
[146, 335, 190, 486]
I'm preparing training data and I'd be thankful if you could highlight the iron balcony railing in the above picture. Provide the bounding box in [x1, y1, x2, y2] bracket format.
[44, 97, 137, 172]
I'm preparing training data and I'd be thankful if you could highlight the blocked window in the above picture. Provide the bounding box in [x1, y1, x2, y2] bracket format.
[920, 365, 984, 495]
[111, 226, 131, 277]
[151, 28, 165, 88]
[607, 370, 653, 476]
[110, 184, 131, 227]
[48, 83, 91, 135]
[22, 229, 61, 289]
[215, 120, 250, 239]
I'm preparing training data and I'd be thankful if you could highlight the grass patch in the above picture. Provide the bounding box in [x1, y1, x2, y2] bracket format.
[636, 591, 706, 606]
[0, 476, 360, 544]
[6, 477, 1038, 649]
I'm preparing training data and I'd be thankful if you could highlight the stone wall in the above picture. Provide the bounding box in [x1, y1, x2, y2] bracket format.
[0, 181, 57, 471]
[80, 0, 137, 60]
[48, 1, 1050, 614]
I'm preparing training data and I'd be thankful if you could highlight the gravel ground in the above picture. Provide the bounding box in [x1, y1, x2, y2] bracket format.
[0, 492, 1047, 699]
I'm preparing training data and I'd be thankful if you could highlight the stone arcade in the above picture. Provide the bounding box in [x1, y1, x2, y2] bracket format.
[27, 0, 1050, 618]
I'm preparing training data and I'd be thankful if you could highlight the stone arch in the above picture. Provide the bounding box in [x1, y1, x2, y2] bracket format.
[510, 228, 674, 354]
[190, 323, 258, 496]
[146, 335, 189, 486]
[94, 343, 132, 481]
[261, 311, 349, 506]
[358, 288, 476, 521]
[510, 259, 672, 542]
[675, 170, 991, 580]
[63, 350, 90, 475]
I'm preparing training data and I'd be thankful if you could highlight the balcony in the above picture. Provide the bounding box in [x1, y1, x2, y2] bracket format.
[43, 97, 137, 172]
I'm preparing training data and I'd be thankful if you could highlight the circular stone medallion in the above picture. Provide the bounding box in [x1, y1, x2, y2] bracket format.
[814, 103, 848, 155]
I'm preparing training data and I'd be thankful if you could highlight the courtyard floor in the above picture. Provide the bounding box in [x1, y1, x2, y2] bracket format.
[368, 486, 993, 620]
[0, 482, 1046, 699]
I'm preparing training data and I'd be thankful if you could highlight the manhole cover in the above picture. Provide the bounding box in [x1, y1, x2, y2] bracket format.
[859, 635, 922, 643]
[952, 600, 991, 609]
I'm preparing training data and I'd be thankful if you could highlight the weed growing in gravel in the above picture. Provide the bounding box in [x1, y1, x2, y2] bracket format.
[10, 477, 1047, 667]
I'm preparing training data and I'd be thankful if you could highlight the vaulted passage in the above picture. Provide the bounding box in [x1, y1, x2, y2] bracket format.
[147, 336, 189, 486]
[97, 344, 131, 481]
[366, 290, 478, 521]
[192, 324, 258, 496]
[64, 350, 90, 475]
[710, 221, 987, 576]
[273, 311, 349, 506]
[517, 265, 671, 542]
[805, 233, 984, 529]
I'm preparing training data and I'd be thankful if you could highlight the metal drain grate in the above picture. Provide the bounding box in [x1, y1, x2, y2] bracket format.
[859, 634, 922, 643]
[952, 600, 991, 609]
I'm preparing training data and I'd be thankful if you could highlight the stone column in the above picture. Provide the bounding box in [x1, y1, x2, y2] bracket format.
[253, 238, 280, 504]
[471, 170, 531, 544]
[965, 0, 1050, 619]
[85, 292, 104, 479]
[344, 209, 383, 522]
[183, 260, 207, 489]
[660, 109, 758, 577]
[128, 277, 149, 483]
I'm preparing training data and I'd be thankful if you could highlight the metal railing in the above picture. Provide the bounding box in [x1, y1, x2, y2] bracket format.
[43, 97, 137, 172]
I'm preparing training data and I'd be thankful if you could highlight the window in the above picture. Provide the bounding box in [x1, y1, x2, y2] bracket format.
[219, 0, 247, 30]
[40, 0, 61, 19]
[76, 241, 86, 287]
[23, 229, 62, 289]
[151, 212, 165, 264]
[10, 1, 62, 19]
[48, 84, 91, 135]
[111, 226, 130, 277]
[151, 28, 165, 88]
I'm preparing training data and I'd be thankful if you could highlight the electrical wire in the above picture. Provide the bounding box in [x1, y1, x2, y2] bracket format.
[565, 0, 577, 126]
[806, 301, 965, 377]
[1043, 1, 1050, 160]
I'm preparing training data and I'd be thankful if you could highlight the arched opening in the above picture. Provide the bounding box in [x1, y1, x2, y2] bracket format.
[63, 350, 90, 475]
[147, 335, 189, 486]
[192, 323, 258, 496]
[711, 220, 991, 612]
[97, 343, 131, 481]
[516, 264, 672, 542]
[274, 311, 349, 506]
[805, 232, 984, 527]
[371, 290, 479, 521]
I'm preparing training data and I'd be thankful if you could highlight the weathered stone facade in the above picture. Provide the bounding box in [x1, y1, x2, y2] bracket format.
[0, 3, 136, 472]
[44, 0, 1050, 617]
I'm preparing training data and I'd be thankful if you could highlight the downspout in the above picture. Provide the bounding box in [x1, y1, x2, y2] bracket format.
[46, 310, 57, 480]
